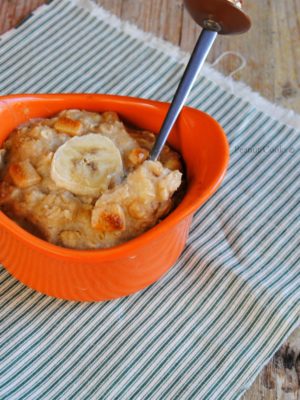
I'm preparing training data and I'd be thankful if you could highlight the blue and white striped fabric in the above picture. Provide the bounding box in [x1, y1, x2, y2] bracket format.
[0, 0, 299, 399]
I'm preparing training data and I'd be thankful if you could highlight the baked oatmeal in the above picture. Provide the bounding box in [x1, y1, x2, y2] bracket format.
[0, 110, 184, 249]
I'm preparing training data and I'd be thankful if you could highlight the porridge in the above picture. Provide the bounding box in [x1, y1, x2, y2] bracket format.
[0, 110, 184, 249]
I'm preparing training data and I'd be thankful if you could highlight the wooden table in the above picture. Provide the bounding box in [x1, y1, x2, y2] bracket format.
[1, 0, 299, 113]
[1, 1, 299, 399]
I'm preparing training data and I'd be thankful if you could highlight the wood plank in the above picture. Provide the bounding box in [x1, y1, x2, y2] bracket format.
[180, 7, 201, 51]
[272, 0, 300, 110]
[97, 0, 122, 17]
[178, 0, 300, 113]
[0, 0, 45, 33]
[120, 0, 183, 45]
[241, 328, 300, 400]
[0, 1, 299, 111]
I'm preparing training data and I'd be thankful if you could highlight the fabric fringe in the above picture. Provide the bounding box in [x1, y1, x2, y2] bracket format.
[71, 0, 300, 130]
[1, 0, 299, 130]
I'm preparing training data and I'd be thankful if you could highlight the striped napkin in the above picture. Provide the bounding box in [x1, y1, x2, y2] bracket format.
[0, 0, 299, 399]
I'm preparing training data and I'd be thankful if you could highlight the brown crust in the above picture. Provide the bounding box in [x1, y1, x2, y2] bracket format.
[54, 117, 83, 136]
[9, 161, 41, 188]
[9, 163, 24, 181]
[102, 112, 120, 123]
[103, 213, 125, 231]
[92, 203, 126, 232]
[127, 148, 149, 167]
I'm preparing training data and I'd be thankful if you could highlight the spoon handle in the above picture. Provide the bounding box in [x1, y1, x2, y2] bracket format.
[150, 29, 218, 161]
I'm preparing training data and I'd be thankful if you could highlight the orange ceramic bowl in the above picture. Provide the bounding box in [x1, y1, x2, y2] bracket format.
[0, 94, 229, 301]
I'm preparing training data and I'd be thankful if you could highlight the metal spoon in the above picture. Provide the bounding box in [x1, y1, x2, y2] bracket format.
[150, 0, 251, 161]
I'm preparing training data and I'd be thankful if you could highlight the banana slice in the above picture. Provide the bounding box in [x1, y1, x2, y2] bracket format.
[51, 134, 123, 196]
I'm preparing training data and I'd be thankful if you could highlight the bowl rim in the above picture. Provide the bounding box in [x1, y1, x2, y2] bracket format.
[0, 93, 229, 261]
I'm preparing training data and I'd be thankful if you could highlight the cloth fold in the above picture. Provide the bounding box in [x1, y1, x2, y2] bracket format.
[0, 0, 299, 399]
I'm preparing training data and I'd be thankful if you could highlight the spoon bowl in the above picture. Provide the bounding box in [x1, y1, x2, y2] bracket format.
[184, 0, 251, 35]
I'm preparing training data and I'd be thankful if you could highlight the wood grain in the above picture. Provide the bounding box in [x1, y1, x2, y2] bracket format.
[241, 328, 300, 400]
[0, 0, 44, 33]
[0, 1, 299, 399]
[0, 0, 299, 112]
[121, 0, 183, 45]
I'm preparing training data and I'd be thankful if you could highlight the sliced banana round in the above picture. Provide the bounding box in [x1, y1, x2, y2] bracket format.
[51, 133, 123, 196]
